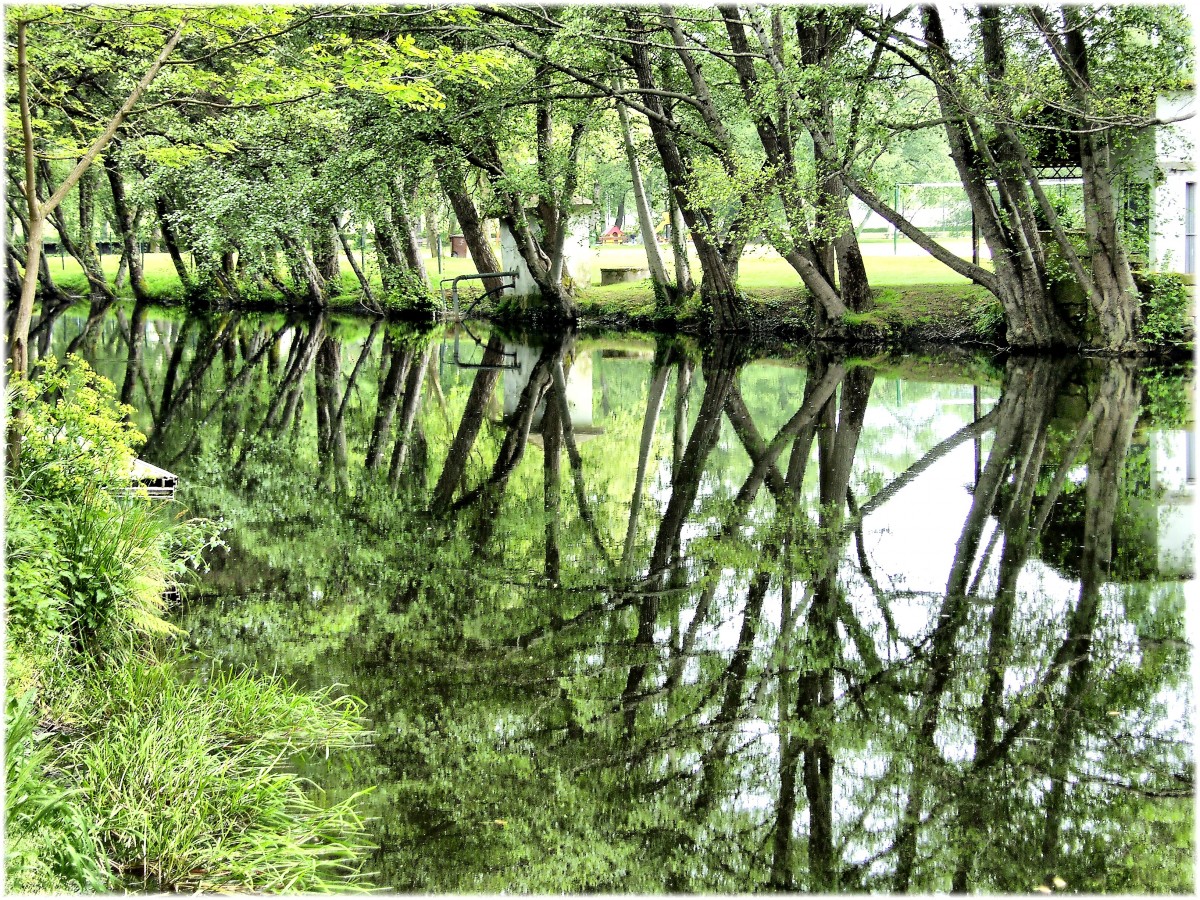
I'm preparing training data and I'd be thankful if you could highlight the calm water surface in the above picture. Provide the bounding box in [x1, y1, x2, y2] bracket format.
[43, 301, 1194, 892]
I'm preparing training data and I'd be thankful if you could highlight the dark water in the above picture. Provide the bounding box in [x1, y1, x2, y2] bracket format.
[42, 301, 1194, 892]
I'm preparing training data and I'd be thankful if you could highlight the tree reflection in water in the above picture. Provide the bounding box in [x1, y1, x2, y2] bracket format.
[45, 304, 1194, 893]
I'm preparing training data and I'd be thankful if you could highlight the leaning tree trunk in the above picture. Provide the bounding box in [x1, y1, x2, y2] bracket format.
[391, 173, 429, 286]
[623, 22, 745, 330]
[103, 144, 149, 302]
[280, 234, 326, 306]
[438, 162, 506, 297]
[615, 88, 672, 298]
[76, 166, 113, 304]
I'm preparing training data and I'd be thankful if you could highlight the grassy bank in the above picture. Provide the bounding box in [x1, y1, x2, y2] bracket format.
[48, 236, 978, 304]
[44, 241, 1191, 352]
[47, 244, 1003, 344]
[4, 357, 373, 892]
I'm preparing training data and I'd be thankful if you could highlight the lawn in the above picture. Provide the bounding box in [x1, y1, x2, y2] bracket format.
[45, 234, 987, 326]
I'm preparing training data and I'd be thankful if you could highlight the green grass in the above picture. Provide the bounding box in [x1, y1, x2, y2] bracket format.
[46, 238, 1003, 340]
[6, 357, 376, 893]
[5, 691, 107, 893]
[49, 236, 978, 304]
[63, 655, 372, 893]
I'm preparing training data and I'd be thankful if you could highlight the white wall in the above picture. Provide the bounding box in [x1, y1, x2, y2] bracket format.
[1150, 91, 1196, 273]
[1150, 173, 1195, 273]
[499, 217, 594, 299]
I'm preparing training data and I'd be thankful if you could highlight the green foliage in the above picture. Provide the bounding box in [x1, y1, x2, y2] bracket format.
[8, 355, 144, 500]
[4, 691, 107, 893]
[1140, 366, 1192, 429]
[5, 351, 371, 894]
[5, 502, 70, 647]
[380, 266, 439, 315]
[1138, 271, 1193, 350]
[969, 292, 1006, 337]
[63, 654, 372, 893]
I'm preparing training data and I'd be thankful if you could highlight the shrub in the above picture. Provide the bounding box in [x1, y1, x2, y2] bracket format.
[1138, 271, 1193, 349]
[8, 354, 144, 500]
[5, 502, 70, 648]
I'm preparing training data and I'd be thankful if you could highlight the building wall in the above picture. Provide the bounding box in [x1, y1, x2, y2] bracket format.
[1151, 173, 1195, 273]
[499, 218, 594, 299]
[1149, 91, 1196, 273]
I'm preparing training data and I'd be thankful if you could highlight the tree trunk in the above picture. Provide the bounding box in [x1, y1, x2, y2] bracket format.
[624, 13, 745, 329]
[334, 217, 377, 304]
[103, 144, 149, 302]
[391, 174, 429, 285]
[57, 164, 114, 304]
[311, 219, 341, 288]
[280, 234, 326, 305]
[724, 7, 863, 321]
[1057, 7, 1140, 350]
[8, 14, 183, 397]
[668, 191, 694, 294]
[154, 195, 195, 294]
[615, 89, 672, 295]
[439, 162, 506, 296]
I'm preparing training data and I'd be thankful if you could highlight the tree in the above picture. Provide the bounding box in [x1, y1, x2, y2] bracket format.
[9, 11, 185, 383]
[843, 4, 1192, 350]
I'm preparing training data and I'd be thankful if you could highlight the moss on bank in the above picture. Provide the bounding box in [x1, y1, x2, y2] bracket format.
[565, 280, 1006, 348]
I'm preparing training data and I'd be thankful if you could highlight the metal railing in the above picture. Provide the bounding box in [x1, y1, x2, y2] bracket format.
[445, 271, 517, 319]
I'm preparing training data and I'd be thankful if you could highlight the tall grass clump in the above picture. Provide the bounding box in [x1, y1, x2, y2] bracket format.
[4, 693, 107, 893]
[6, 356, 374, 892]
[64, 657, 372, 892]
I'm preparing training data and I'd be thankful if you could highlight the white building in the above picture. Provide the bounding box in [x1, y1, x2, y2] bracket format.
[498, 198, 595, 300]
[1147, 90, 1197, 275]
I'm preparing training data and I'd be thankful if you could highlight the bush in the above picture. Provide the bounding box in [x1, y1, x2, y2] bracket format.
[1138, 271, 1193, 349]
[6, 357, 223, 652]
[8, 354, 144, 500]
[5, 502, 70, 648]
[7, 476, 223, 656]
[54, 491, 221, 650]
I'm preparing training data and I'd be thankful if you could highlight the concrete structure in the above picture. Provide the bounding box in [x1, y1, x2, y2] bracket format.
[499, 199, 595, 300]
[600, 267, 649, 285]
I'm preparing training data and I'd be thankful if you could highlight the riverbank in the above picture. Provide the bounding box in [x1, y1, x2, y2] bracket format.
[42, 248, 1193, 356]
[4, 358, 372, 892]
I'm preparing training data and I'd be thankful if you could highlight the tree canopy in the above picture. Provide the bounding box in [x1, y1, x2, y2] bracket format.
[6, 3, 1195, 362]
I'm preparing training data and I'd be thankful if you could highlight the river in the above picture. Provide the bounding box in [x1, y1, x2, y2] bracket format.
[42, 301, 1194, 892]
